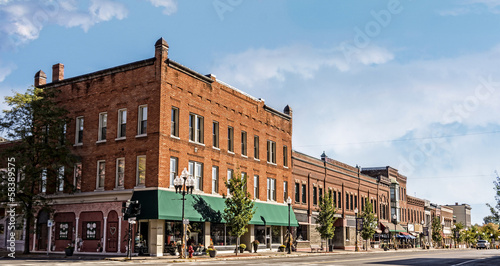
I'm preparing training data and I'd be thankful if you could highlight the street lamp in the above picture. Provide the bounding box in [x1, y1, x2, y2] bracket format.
[174, 168, 195, 259]
[355, 208, 359, 252]
[286, 196, 292, 254]
[392, 214, 397, 250]
[421, 220, 425, 248]
[452, 225, 456, 249]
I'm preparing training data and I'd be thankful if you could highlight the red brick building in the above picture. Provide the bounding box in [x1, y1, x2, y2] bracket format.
[8, 38, 296, 256]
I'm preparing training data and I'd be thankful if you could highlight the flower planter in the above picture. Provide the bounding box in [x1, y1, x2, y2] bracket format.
[239, 248, 244, 253]
[253, 244, 258, 253]
[208, 250, 217, 258]
[64, 248, 74, 256]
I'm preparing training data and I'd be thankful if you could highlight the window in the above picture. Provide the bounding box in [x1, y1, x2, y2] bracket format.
[116, 158, 125, 188]
[267, 140, 276, 164]
[338, 191, 342, 209]
[283, 181, 288, 202]
[354, 195, 358, 210]
[350, 194, 353, 211]
[41, 169, 47, 193]
[254, 135, 259, 159]
[170, 157, 178, 187]
[171, 107, 179, 137]
[118, 109, 127, 138]
[254, 175, 259, 199]
[345, 227, 351, 241]
[267, 177, 276, 201]
[74, 163, 82, 192]
[97, 161, 105, 189]
[212, 121, 219, 148]
[241, 172, 247, 191]
[136, 156, 146, 186]
[189, 161, 203, 190]
[75, 116, 84, 144]
[228, 127, 234, 152]
[212, 166, 219, 194]
[57, 166, 64, 192]
[83, 221, 100, 240]
[346, 193, 349, 210]
[57, 222, 71, 240]
[313, 187, 318, 205]
[295, 183, 300, 203]
[241, 131, 247, 156]
[283, 146, 288, 167]
[319, 187, 323, 203]
[333, 191, 337, 207]
[227, 169, 233, 195]
[138, 105, 147, 135]
[189, 113, 204, 143]
[98, 112, 107, 141]
[301, 184, 307, 204]
[361, 197, 365, 211]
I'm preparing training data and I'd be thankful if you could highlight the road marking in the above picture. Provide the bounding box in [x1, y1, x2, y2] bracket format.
[452, 258, 485, 266]
[302, 253, 417, 264]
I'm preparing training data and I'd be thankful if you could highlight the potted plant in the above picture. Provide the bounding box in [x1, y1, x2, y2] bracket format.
[239, 243, 246, 253]
[207, 245, 217, 258]
[279, 244, 286, 252]
[252, 240, 259, 253]
[64, 243, 74, 256]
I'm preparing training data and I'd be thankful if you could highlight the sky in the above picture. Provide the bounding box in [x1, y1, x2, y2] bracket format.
[1, 0, 500, 225]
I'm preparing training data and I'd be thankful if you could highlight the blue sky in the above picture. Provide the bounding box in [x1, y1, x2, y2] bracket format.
[1, 0, 500, 225]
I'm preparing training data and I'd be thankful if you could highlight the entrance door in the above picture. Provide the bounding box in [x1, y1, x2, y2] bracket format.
[37, 223, 48, 250]
[106, 222, 118, 252]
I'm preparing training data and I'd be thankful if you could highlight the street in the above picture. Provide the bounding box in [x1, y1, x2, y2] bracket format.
[1, 249, 500, 266]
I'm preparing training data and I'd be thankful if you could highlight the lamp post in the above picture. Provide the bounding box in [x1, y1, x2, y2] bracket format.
[452, 225, 456, 249]
[287, 196, 292, 254]
[421, 220, 425, 248]
[174, 168, 195, 259]
[355, 208, 359, 252]
[392, 214, 397, 250]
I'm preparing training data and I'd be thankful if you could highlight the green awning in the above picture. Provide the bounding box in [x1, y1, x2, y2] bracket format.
[131, 189, 298, 227]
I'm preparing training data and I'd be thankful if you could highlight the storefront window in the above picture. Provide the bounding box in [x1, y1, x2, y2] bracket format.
[57, 222, 71, 240]
[210, 223, 236, 246]
[83, 221, 99, 240]
[297, 224, 308, 241]
[165, 221, 182, 246]
[272, 226, 281, 244]
[255, 225, 266, 244]
[187, 222, 204, 246]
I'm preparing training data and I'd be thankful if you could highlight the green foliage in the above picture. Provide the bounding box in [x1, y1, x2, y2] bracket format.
[360, 199, 377, 241]
[431, 216, 443, 245]
[223, 170, 255, 255]
[0, 87, 77, 254]
[315, 191, 337, 241]
[485, 171, 500, 224]
[452, 222, 464, 245]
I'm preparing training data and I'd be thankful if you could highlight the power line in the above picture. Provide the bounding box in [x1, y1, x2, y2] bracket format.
[296, 130, 500, 148]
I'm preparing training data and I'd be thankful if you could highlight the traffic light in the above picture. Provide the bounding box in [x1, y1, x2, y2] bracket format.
[132, 202, 141, 216]
[123, 200, 140, 219]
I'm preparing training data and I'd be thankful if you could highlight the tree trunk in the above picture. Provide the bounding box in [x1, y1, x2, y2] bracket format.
[23, 206, 32, 254]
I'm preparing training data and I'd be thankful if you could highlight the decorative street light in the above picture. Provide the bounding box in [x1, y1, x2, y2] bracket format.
[392, 214, 398, 250]
[174, 168, 195, 259]
[421, 220, 425, 248]
[287, 196, 292, 254]
[354, 208, 359, 252]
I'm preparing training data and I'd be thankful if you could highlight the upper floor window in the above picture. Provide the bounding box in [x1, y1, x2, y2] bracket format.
[228, 127, 234, 153]
[58, 166, 65, 192]
[138, 105, 147, 135]
[98, 112, 107, 141]
[301, 184, 307, 204]
[338, 191, 342, 209]
[116, 158, 125, 188]
[189, 113, 204, 144]
[73, 163, 82, 192]
[212, 166, 219, 194]
[254, 175, 259, 199]
[267, 140, 276, 164]
[170, 157, 178, 187]
[117, 109, 127, 138]
[97, 160, 105, 190]
[136, 155, 146, 186]
[41, 169, 47, 193]
[171, 107, 179, 137]
[212, 121, 219, 148]
[189, 161, 203, 190]
[319, 187, 323, 203]
[283, 145, 288, 167]
[267, 177, 276, 201]
[313, 187, 318, 206]
[254, 135, 259, 159]
[283, 181, 288, 202]
[241, 131, 247, 156]
[294, 183, 300, 203]
[75, 116, 84, 144]
[227, 169, 233, 195]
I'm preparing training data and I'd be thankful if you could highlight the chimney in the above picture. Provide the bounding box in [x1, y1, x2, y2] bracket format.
[155, 38, 169, 61]
[34, 70, 47, 87]
[52, 63, 64, 82]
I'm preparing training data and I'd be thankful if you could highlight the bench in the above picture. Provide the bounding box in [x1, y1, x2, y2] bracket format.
[310, 244, 323, 252]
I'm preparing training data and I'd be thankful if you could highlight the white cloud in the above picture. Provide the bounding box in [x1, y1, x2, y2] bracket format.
[211, 43, 500, 225]
[0, 0, 128, 50]
[439, 0, 500, 16]
[146, 0, 177, 15]
[0, 60, 15, 82]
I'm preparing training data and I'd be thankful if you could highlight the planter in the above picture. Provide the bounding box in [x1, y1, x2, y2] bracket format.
[278, 247, 285, 252]
[239, 248, 244, 253]
[253, 244, 258, 253]
[64, 248, 74, 256]
[208, 250, 217, 258]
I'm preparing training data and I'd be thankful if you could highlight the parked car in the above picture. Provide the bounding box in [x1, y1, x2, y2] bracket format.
[477, 240, 490, 249]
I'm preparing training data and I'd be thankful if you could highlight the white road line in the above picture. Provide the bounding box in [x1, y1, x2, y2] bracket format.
[452, 258, 486, 266]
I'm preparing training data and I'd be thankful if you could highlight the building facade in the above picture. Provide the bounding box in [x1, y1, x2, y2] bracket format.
[445, 203, 472, 229]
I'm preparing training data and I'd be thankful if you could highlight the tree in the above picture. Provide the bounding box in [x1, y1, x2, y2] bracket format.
[315, 191, 338, 251]
[0, 87, 76, 254]
[223, 170, 255, 256]
[360, 199, 377, 250]
[431, 216, 443, 248]
[451, 222, 464, 248]
[485, 171, 500, 224]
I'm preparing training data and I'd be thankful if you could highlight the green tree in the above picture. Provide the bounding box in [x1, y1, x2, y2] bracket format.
[485, 171, 500, 224]
[223, 170, 255, 256]
[360, 199, 377, 250]
[431, 216, 443, 247]
[315, 191, 337, 251]
[0, 87, 76, 254]
[451, 222, 464, 248]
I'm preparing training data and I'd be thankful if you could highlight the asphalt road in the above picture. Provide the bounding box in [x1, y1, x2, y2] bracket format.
[1, 249, 500, 266]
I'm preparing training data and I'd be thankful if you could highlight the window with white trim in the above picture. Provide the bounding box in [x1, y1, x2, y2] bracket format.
[228, 127, 234, 152]
[254, 135, 259, 159]
[283, 145, 288, 167]
[118, 109, 127, 138]
[212, 166, 219, 194]
[97, 161, 105, 189]
[171, 107, 179, 137]
[227, 169, 233, 196]
[241, 131, 247, 156]
[189, 113, 204, 144]
[170, 157, 178, 187]
[267, 177, 276, 201]
[98, 112, 107, 141]
[267, 140, 276, 164]
[188, 161, 203, 190]
[212, 121, 219, 148]
[136, 156, 146, 186]
[138, 105, 147, 135]
[74, 163, 82, 192]
[58, 166, 64, 192]
[254, 175, 259, 199]
[41, 169, 47, 193]
[75, 116, 84, 144]
[116, 158, 125, 188]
